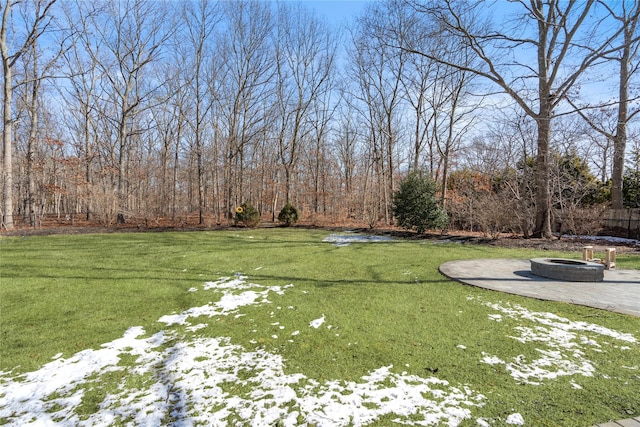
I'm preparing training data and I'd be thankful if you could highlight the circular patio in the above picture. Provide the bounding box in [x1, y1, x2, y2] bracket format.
[439, 259, 640, 317]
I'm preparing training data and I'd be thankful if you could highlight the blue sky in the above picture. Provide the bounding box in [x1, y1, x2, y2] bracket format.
[289, 0, 373, 26]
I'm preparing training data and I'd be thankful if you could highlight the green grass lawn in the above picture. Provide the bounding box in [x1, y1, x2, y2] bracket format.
[1, 229, 639, 426]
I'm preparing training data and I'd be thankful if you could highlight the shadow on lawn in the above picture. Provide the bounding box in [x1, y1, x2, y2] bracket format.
[246, 271, 452, 287]
[0, 264, 206, 283]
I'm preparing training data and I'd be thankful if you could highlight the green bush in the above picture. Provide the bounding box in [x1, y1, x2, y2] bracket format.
[392, 170, 449, 234]
[278, 203, 300, 226]
[235, 202, 260, 228]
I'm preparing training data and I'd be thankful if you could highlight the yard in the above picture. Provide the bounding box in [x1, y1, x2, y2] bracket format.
[1, 229, 638, 426]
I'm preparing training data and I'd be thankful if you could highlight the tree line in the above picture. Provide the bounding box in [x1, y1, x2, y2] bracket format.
[1, 0, 639, 237]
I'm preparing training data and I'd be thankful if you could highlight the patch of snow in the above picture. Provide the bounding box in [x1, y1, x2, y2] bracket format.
[0, 275, 486, 427]
[481, 353, 505, 365]
[158, 290, 264, 326]
[480, 300, 637, 343]
[309, 314, 325, 329]
[475, 298, 638, 385]
[159, 277, 286, 326]
[203, 274, 258, 290]
[506, 412, 525, 425]
[186, 323, 207, 332]
[562, 234, 639, 246]
[501, 350, 595, 385]
[323, 233, 394, 246]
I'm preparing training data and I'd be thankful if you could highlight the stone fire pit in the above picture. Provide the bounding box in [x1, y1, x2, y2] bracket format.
[530, 258, 605, 282]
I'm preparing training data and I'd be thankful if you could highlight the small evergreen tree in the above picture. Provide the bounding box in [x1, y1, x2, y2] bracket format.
[235, 202, 260, 227]
[278, 203, 299, 226]
[393, 171, 448, 234]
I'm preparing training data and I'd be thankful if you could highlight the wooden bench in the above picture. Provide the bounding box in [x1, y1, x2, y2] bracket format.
[582, 246, 616, 270]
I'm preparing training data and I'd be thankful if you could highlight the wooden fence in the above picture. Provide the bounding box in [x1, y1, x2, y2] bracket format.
[602, 209, 640, 239]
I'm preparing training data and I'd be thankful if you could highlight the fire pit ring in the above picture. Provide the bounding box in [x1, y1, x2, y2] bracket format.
[530, 258, 605, 282]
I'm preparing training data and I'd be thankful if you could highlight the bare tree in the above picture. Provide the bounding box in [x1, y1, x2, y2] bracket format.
[1, 0, 57, 229]
[461, 108, 538, 236]
[273, 2, 335, 203]
[402, 42, 437, 172]
[333, 92, 361, 219]
[360, 0, 480, 213]
[20, 38, 41, 226]
[605, 1, 639, 210]
[217, 0, 274, 220]
[180, 0, 219, 224]
[349, 1, 408, 225]
[426, 48, 478, 208]
[150, 63, 188, 221]
[567, 0, 640, 209]
[306, 83, 337, 215]
[85, 0, 172, 222]
[404, 0, 626, 238]
[60, 2, 103, 221]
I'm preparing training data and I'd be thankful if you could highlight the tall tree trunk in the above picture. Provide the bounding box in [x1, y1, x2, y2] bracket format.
[195, 83, 205, 224]
[534, 60, 553, 238]
[534, 116, 552, 238]
[85, 110, 93, 221]
[1, 3, 13, 229]
[1, 58, 12, 230]
[172, 120, 181, 222]
[117, 107, 128, 219]
[611, 20, 632, 209]
[26, 77, 39, 227]
[197, 145, 205, 224]
[532, 5, 553, 239]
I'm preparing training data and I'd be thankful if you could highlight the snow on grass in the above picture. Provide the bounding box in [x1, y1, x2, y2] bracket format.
[562, 234, 639, 246]
[505, 413, 525, 425]
[322, 233, 394, 246]
[309, 314, 325, 329]
[473, 297, 638, 385]
[159, 275, 290, 327]
[0, 275, 485, 427]
[3, 276, 635, 426]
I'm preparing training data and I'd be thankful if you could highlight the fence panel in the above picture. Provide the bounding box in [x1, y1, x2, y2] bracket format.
[603, 209, 640, 239]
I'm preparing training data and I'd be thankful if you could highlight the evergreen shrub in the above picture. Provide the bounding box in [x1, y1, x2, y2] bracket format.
[278, 203, 300, 226]
[235, 202, 260, 228]
[392, 170, 449, 234]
